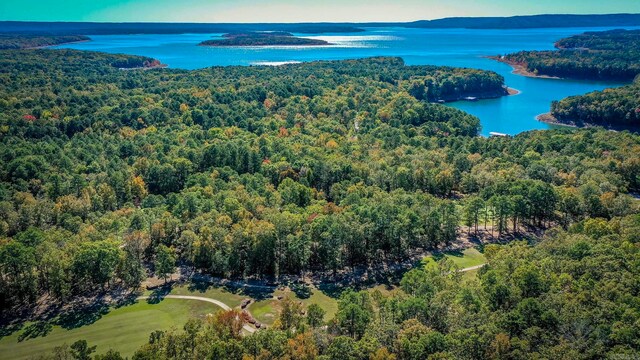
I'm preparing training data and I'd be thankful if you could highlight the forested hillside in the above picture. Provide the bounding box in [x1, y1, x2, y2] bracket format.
[115, 215, 640, 360]
[1, 49, 638, 305]
[550, 76, 640, 128]
[499, 29, 640, 81]
[0, 34, 89, 49]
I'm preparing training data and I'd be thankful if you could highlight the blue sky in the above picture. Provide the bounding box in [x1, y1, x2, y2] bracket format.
[1, 0, 639, 22]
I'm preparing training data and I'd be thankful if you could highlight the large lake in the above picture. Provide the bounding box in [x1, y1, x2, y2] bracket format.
[55, 27, 637, 136]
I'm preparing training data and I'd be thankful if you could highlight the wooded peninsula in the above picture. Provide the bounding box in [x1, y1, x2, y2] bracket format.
[496, 29, 640, 129]
[0, 34, 89, 49]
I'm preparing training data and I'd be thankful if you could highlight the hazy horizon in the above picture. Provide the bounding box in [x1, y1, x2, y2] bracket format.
[1, 0, 640, 23]
[3, 13, 640, 25]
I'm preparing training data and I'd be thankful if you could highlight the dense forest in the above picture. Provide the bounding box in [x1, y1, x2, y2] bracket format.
[0, 51, 516, 308]
[0, 48, 638, 302]
[0, 35, 89, 49]
[33, 214, 640, 359]
[550, 76, 640, 128]
[500, 29, 640, 81]
[1, 48, 639, 359]
[199, 32, 331, 47]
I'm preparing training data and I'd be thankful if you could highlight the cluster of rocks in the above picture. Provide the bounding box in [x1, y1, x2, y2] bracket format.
[242, 309, 263, 329]
[240, 298, 264, 329]
[240, 299, 252, 309]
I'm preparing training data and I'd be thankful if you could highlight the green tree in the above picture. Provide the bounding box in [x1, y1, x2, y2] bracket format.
[278, 178, 312, 207]
[0, 241, 37, 305]
[528, 182, 557, 226]
[94, 349, 125, 360]
[70, 340, 96, 360]
[325, 336, 358, 360]
[71, 241, 121, 290]
[337, 290, 374, 339]
[277, 297, 304, 331]
[306, 303, 325, 328]
[154, 245, 176, 283]
[118, 250, 146, 289]
[489, 195, 512, 237]
[464, 196, 485, 234]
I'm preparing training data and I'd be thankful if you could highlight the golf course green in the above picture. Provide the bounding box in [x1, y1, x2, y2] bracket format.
[0, 298, 220, 359]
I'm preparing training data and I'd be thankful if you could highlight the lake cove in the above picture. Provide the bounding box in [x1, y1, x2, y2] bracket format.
[55, 26, 637, 136]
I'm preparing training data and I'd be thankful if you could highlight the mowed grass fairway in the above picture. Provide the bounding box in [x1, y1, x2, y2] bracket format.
[170, 284, 244, 307]
[248, 285, 339, 326]
[168, 282, 339, 328]
[423, 247, 487, 279]
[0, 298, 220, 359]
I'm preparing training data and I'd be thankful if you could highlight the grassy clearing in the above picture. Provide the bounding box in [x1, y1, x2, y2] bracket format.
[247, 285, 339, 326]
[423, 247, 487, 271]
[168, 279, 340, 327]
[444, 247, 487, 269]
[0, 298, 220, 360]
[248, 298, 280, 326]
[162, 281, 339, 327]
[366, 283, 398, 297]
[242, 248, 488, 327]
[461, 268, 481, 280]
[170, 283, 245, 307]
[296, 286, 339, 321]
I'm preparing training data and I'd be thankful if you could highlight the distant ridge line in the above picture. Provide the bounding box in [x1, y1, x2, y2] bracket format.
[1, 14, 640, 35]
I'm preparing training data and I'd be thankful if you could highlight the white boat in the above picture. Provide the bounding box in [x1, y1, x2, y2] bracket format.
[489, 132, 508, 137]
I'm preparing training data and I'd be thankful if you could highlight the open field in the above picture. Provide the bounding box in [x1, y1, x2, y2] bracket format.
[0, 298, 220, 359]
[247, 285, 339, 326]
[165, 279, 340, 327]
[423, 247, 487, 280]
[169, 283, 246, 307]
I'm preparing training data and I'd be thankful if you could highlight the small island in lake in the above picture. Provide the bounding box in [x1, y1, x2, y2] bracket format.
[199, 32, 331, 47]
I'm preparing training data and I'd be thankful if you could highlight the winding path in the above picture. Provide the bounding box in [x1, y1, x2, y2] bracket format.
[458, 264, 486, 272]
[136, 295, 256, 333]
[134, 265, 485, 335]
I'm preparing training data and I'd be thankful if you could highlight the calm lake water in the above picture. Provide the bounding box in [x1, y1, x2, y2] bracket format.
[55, 27, 637, 136]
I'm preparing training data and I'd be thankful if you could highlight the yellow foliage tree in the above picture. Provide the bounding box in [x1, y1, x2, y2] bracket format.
[130, 176, 148, 205]
[283, 332, 318, 360]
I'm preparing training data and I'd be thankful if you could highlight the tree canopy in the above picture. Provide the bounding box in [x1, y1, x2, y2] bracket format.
[1, 50, 639, 309]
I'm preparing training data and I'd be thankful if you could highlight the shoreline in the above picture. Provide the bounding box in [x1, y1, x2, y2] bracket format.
[199, 42, 333, 48]
[506, 87, 521, 95]
[29, 39, 91, 50]
[536, 112, 578, 128]
[487, 56, 562, 80]
[435, 87, 519, 104]
[537, 112, 640, 133]
[119, 63, 168, 71]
